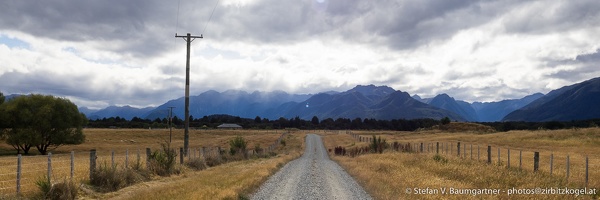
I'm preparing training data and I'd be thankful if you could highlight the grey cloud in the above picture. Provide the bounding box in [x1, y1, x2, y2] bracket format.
[544, 49, 600, 82]
[503, 0, 600, 34]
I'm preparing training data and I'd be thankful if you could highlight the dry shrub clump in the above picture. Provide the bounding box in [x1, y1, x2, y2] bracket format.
[90, 163, 150, 192]
[36, 177, 78, 200]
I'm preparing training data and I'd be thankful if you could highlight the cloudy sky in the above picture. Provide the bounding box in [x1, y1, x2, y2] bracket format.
[1, 0, 600, 109]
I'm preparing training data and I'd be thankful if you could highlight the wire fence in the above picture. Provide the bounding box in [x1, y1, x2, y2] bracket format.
[0, 130, 290, 197]
[344, 134, 598, 189]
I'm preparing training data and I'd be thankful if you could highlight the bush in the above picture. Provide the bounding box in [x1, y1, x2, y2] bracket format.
[229, 136, 247, 157]
[204, 155, 223, 167]
[433, 154, 448, 163]
[185, 158, 207, 171]
[36, 177, 78, 200]
[148, 143, 179, 176]
[90, 163, 149, 192]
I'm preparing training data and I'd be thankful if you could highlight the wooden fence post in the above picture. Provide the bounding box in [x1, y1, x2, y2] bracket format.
[487, 146, 491, 164]
[125, 149, 129, 169]
[497, 148, 500, 165]
[478, 145, 480, 161]
[463, 144, 466, 158]
[456, 142, 460, 157]
[534, 152, 539, 172]
[179, 148, 184, 164]
[585, 156, 589, 187]
[111, 150, 115, 168]
[550, 153, 553, 175]
[48, 153, 52, 184]
[470, 144, 473, 160]
[519, 150, 522, 170]
[436, 142, 439, 154]
[16, 154, 21, 196]
[70, 151, 74, 181]
[566, 155, 570, 182]
[420, 143, 423, 153]
[507, 148, 510, 168]
[146, 148, 151, 169]
[90, 149, 97, 182]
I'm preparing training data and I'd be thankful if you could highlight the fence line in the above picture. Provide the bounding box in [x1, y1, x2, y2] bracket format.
[341, 133, 595, 189]
[0, 131, 291, 196]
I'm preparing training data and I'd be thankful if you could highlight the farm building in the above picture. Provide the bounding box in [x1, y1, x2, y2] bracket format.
[217, 123, 242, 129]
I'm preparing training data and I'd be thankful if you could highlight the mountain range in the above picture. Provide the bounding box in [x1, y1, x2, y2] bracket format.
[43, 76, 600, 122]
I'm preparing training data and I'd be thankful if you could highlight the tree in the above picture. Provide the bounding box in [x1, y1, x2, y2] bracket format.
[0, 92, 4, 105]
[311, 116, 319, 125]
[0, 94, 86, 155]
[441, 117, 451, 125]
[254, 116, 262, 124]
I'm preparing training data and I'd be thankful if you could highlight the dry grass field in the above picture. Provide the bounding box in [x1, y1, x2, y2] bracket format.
[322, 126, 600, 200]
[0, 128, 306, 199]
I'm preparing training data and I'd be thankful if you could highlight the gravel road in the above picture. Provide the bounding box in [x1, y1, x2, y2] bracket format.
[251, 134, 372, 200]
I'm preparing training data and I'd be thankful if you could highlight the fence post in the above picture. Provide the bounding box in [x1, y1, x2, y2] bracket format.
[534, 152, 539, 172]
[585, 156, 589, 187]
[497, 148, 500, 165]
[111, 150, 115, 168]
[179, 148, 184, 164]
[48, 153, 52, 184]
[519, 150, 522, 170]
[137, 149, 140, 168]
[507, 149, 510, 168]
[420, 143, 423, 153]
[478, 145, 480, 161]
[463, 144, 466, 158]
[126, 149, 129, 169]
[566, 155, 570, 182]
[436, 142, 439, 154]
[90, 149, 97, 182]
[16, 154, 21, 196]
[217, 147, 222, 162]
[71, 151, 74, 181]
[456, 142, 460, 157]
[146, 148, 151, 169]
[470, 144, 473, 160]
[550, 153, 553, 175]
[487, 146, 491, 164]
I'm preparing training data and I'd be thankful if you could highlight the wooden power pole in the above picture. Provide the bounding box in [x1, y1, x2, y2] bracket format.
[175, 33, 202, 156]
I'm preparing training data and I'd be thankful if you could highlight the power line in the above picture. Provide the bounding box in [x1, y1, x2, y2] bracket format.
[202, 0, 221, 34]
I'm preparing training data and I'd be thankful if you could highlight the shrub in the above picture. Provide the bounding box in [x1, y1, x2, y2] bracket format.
[229, 136, 247, 156]
[148, 143, 179, 176]
[90, 163, 149, 192]
[185, 158, 207, 171]
[280, 139, 286, 147]
[204, 155, 223, 167]
[36, 177, 78, 200]
[433, 154, 448, 163]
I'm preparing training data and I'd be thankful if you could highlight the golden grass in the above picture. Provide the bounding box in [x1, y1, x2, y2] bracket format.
[323, 128, 600, 199]
[0, 129, 306, 198]
[97, 133, 305, 200]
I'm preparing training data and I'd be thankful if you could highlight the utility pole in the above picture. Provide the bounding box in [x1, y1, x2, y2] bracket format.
[168, 106, 175, 144]
[175, 33, 203, 156]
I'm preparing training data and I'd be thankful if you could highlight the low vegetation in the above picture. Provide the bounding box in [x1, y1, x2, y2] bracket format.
[323, 128, 600, 199]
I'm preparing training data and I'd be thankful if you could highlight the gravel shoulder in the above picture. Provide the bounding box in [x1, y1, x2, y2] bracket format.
[252, 134, 372, 200]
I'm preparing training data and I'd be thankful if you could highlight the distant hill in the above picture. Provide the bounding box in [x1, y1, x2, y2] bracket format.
[144, 90, 311, 120]
[415, 93, 542, 122]
[503, 77, 600, 122]
[428, 94, 479, 121]
[88, 105, 155, 120]
[471, 93, 543, 122]
[269, 85, 465, 121]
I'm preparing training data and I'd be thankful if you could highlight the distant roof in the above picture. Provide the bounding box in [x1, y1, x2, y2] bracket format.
[217, 123, 242, 128]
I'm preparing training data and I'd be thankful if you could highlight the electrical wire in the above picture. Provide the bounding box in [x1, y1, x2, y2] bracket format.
[202, 0, 221, 35]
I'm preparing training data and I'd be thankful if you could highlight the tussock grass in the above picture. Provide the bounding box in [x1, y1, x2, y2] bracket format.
[324, 128, 600, 199]
[0, 129, 304, 197]
[106, 133, 305, 200]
